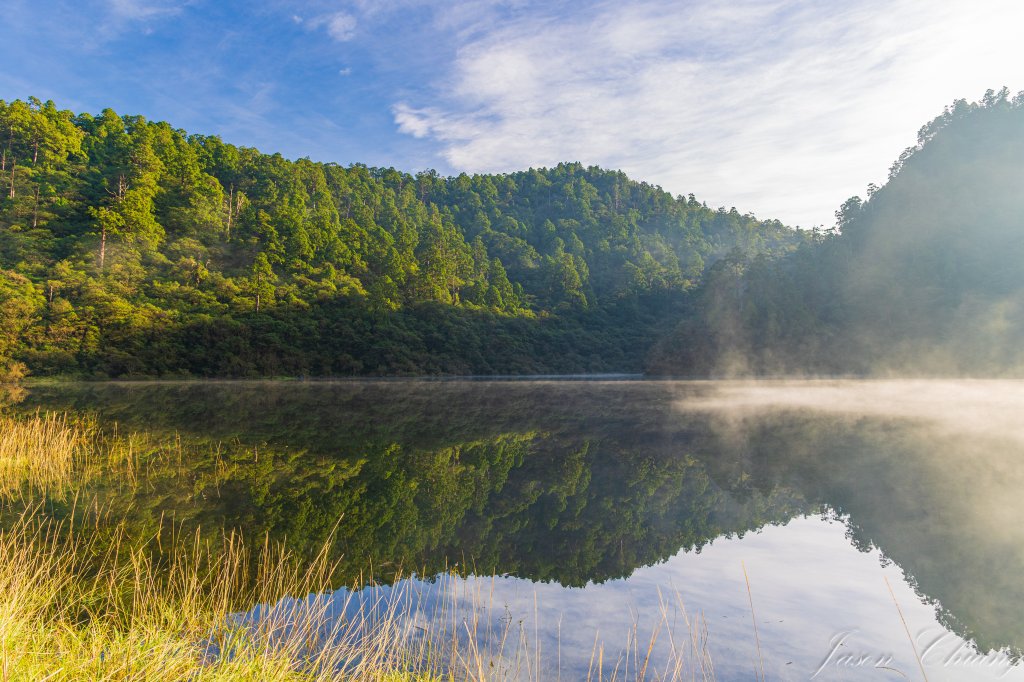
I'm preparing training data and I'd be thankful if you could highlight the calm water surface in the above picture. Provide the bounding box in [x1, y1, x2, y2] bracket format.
[19, 379, 1024, 680]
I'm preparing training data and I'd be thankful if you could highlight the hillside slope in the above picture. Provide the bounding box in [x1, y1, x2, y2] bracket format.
[648, 89, 1024, 376]
[0, 99, 799, 377]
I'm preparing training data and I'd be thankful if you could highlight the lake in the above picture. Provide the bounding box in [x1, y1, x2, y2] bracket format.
[14, 379, 1024, 681]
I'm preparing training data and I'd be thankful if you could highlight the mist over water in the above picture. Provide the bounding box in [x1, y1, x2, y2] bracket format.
[676, 379, 1024, 668]
[678, 378, 1024, 441]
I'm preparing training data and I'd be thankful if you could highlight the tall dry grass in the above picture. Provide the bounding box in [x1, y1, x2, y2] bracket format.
[0, 508, 446, 681]
[0, 508, 717, 681]
[0, 412, 718, 681]
[0, 411, 95, 499]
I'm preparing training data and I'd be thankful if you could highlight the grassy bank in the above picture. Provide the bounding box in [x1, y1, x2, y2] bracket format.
[0, 413, 445, 680]
[0, 412, 714, 681]
[0, 510, 461, 681]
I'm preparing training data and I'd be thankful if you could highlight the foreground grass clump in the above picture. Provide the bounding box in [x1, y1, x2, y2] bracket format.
[0, 510, 447, 682]
[0, 411, 94, 499]
[0, 412, 436, 681]
[0, 412, 717, 680]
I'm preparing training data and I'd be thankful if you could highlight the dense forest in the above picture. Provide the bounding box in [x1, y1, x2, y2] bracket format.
[2, 90, 1020, 378]
[0, 98, 798, 378]
[648, 88, 1024, 376]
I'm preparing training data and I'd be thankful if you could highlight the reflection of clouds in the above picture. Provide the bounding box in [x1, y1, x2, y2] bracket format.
[240, 517, 1024, 680]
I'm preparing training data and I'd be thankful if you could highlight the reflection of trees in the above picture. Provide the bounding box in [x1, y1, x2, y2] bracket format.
[21, 381, 804, 589]
[28, 380, 1024, 657]
[693, 408, 1024, 659]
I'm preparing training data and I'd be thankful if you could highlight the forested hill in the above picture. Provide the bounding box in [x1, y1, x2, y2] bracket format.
[648, 88, 1024, 377]
[0, 99, 799, 378]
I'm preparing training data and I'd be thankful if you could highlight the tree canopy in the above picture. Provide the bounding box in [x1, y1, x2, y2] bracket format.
[0, 98, 799, 377]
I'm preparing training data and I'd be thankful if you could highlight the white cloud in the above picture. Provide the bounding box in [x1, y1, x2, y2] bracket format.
[108, 0, 182, 21]
[390, 0, 1024, 228]
[326, 13, 357, 41]
[309, 11, 358, 42]
[92, 0, 184, 43]
[393, 103, 437, 138]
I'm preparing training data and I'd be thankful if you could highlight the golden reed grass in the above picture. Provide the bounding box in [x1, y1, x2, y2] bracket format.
[0, 412, 718, 681]
[0, 411, 95, 499]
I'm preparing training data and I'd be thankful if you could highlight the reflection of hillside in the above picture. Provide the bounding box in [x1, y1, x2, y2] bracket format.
[691, 406, 1024, 658]
[34, 380, 1024, 657]
[30, 379, 1024, 655]
[22, 381, 805, 588]
[23, 381, 692, 452]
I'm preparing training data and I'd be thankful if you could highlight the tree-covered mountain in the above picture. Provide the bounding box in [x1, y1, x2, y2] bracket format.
[648, 88, 1024, 376]
[8, 91, 1017, 379]
[0, 98, 798, 378]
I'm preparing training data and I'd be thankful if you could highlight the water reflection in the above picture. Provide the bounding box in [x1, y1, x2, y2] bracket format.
[680, 380, 1024, 659]
[254, 516, 1018, 680]
[18, 379, 1024, 678]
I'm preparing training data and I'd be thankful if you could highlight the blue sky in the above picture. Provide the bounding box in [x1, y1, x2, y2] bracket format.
[2, 0, 1021, 228]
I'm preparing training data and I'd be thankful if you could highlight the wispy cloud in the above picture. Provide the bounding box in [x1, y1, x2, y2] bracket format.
[108, 0, 183, 21]
[308, 11, 358, 42]
[391, 0, 1024, 227]
[6, 0, 1020, 227]
[92, 0, 188, 45]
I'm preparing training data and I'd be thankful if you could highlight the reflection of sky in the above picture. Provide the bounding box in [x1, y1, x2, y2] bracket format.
[247, 516, 1024, 681]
